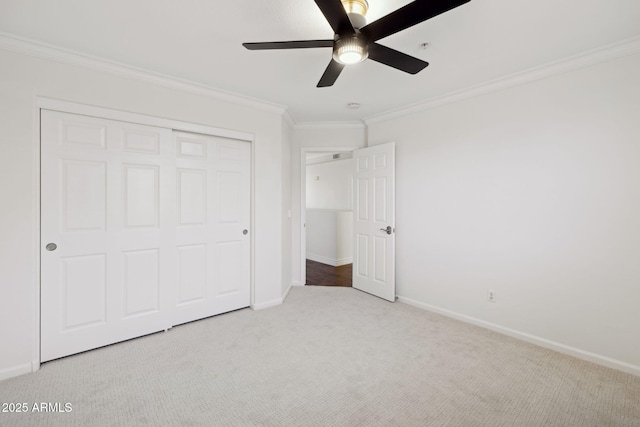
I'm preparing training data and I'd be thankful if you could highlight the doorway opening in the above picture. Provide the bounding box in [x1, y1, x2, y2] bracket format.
[302, 148, 356, 287]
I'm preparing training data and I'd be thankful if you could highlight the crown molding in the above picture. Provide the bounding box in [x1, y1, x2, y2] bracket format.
[364, 35, 640, 125]
[293, 120, 366, 130]
[281, 110, 296, 129]
[0, 32, 287, 115]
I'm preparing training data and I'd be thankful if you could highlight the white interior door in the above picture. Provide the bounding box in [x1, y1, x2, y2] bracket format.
[172, 132, 251, 325]
[41, 110, 175, 362]
[352, 142, 396, 302]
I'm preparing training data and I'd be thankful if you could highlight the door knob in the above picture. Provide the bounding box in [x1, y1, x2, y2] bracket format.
[379, 226, 393, 235]
[243, 229, 248, 235]
[45, 243, 57, 251]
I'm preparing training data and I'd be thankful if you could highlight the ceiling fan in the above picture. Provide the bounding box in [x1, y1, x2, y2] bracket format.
[243, 0, 472, 87]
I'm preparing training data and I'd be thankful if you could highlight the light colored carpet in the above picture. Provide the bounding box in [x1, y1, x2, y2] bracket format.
[0, 286, 638, 427]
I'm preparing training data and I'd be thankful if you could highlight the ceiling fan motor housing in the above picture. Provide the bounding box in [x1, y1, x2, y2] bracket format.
[341, 0, 368, 28]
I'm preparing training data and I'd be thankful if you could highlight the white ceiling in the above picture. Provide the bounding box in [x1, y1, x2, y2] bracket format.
[1, 0, 639, 123]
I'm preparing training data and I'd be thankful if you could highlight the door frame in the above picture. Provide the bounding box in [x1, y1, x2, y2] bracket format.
[299, 146, 358, 286]
[33, 97, 255, 370]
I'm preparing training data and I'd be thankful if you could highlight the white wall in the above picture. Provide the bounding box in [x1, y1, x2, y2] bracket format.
[306, 210, 353, 266]
[306, 210, 338, 265]
[0, 48, 287, 380]
[367, 52, 640, 372]
[305, 159, 353, 210]
[335, 211, 353, 264]
[290, 125, 366, 285]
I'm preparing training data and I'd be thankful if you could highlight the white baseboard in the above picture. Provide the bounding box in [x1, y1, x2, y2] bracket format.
[397, 295, 640, 378]
[306, 253, 337, 266]
[0, 362, 33, 382]
[306, 253, 353, 267]
[292, 280, 304, 287]
[336, 257, 353, 267]
[252, 297, 283, 311]
[282, 282, 293, 302]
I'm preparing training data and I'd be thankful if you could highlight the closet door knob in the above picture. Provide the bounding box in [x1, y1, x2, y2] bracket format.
[243, 229, 248, 235]
[46, 243, 58, 251]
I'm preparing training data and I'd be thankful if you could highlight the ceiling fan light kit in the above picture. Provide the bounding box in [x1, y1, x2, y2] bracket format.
[333, 35, 368, 64]
[243, 0, 472, 87]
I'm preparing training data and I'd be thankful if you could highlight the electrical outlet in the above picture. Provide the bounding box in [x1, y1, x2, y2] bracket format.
[487, 289, 496, 303]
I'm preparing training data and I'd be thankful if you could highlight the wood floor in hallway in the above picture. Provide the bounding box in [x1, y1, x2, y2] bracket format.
[305, 259, 352, 287]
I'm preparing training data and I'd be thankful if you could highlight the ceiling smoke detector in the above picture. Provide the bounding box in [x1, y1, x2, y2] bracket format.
[347, 102, 361, 109]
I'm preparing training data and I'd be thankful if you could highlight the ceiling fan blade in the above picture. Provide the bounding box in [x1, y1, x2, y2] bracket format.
[314, 0, 355, 36]
[368, 43, 429, 74]
[243, 40, 334, 50]
[317, 59, 345, 87]
[360, 0, 471, 42]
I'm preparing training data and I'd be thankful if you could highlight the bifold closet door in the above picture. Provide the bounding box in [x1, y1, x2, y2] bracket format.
[41, 111, 251, 362]
[41, 110, 175, 362]
[172, 131, 251, 326]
